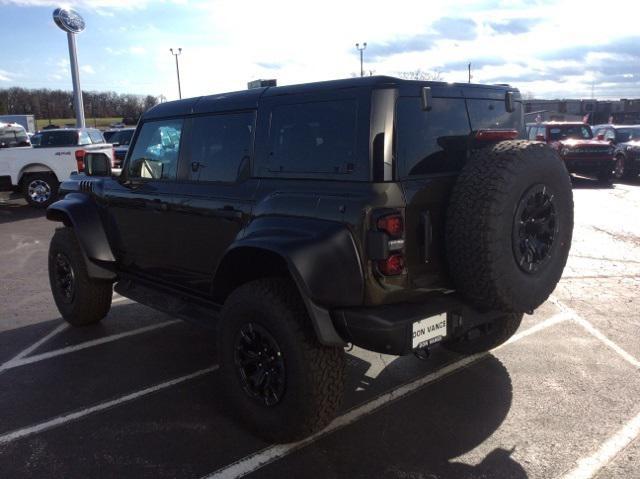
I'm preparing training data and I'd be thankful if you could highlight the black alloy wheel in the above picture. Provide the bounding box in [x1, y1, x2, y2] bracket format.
[234, 322, 286, 407]
[53, 252, 75, 303]
[513, 183, 558, 274]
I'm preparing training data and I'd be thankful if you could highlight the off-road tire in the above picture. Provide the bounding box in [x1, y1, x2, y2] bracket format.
[218, 277, 345, 443]
[442, 313, 523, 355]
[446, 140, 573, 313]
[23, 173, 59, 208]
[597, 167, 613, 186]
[48, 227, 112, 326]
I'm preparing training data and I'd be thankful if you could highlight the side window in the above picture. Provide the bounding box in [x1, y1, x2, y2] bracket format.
[396, 97, 471, 177]
[467, 99, 523, 133]
[527, 126, 538, 140]
[188, 112, 255, 182]
[266, 100, 357, 177]
[537, 127, 546, 140]
[604, 129, 615, 141]
[126, 119, 183, 180]
[78, 130, 91, 145]
[88, 129, 105, 144]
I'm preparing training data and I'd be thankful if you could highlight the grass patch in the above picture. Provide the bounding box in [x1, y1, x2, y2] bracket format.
[36, 117, 122, 130]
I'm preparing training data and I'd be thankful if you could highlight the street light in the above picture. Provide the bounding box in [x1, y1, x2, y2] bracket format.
[355, 42, 367, 78]
[169, 48, 182, 99]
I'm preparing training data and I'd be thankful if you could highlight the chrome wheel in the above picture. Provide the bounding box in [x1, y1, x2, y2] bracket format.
[614, 157, 625, 179]
[27, 179, 52, 204]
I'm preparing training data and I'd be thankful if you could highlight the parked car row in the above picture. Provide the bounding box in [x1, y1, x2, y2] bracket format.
[526, 120, 640, 184]
[0, 124, 114, 207]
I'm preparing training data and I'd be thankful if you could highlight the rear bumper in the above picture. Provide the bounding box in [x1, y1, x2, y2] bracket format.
[331, 294, 504, 355]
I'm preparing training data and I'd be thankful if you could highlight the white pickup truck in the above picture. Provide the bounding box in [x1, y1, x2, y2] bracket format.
[0, 126, 114, 207]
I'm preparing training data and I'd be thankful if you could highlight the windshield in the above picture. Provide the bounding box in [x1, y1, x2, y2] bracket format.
[615, 127, 640, 143]
[548, 125, 592, 141]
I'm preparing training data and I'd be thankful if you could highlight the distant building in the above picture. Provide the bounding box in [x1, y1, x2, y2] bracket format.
[523, 98, 640, 125]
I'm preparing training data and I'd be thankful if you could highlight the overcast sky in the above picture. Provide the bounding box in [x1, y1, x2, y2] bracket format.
[1, 0, 639, 100]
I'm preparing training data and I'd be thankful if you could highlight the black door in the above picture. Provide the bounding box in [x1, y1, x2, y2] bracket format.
[105, 118, 185, 283]
[168, 111, 258, 294]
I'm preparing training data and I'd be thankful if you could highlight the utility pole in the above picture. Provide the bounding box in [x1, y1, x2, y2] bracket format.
[355, 42, 367, 77]
[169, 48, 182, 99]
[468, 63, 472, 83]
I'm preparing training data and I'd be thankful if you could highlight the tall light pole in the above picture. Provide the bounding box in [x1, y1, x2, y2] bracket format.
[355, 42, 367, 78]
[53, 8, 86, 128]
[169, 48, 182, 99]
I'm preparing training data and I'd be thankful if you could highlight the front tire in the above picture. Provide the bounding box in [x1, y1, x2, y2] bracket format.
[23, 173, 59, 208]
[218, 278, 345, 443]
[48, 227, 113, 326]
[597, 166, 613, 186]
[613, 155, 625, 180]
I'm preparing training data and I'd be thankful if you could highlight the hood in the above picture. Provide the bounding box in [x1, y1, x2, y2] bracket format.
[558, 138, 610, 147]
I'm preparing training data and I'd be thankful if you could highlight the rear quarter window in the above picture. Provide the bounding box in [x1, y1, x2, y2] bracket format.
[88, 129, 105, 144]
[262, 99, 359, 179]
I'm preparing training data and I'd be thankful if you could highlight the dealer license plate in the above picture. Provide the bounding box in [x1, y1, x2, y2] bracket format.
[412, 313, 447, 349]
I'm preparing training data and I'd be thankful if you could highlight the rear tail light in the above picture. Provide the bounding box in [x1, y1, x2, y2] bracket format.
[377, 253, 404, 276]
[112, 148, 116, 168]
[371, 211, 406, 276]
[475, 129, 519, 141]
[75, 149, 86, 172]
[377, 214, 403, 238]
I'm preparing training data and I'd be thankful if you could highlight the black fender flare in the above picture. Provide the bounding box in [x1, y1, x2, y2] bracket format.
[218, 216, 365, 346]
[46, 193, 116, 280]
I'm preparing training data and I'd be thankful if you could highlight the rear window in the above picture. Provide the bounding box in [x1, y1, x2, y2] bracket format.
[615, 127, 640, 143]
[549, 125, 592, 141]
[265, 100, 358, 178]
[396, 97, 471, 177]
[466, 99, 523, 134]
[36, 130, 79, 147]
[107, 129, 134, 146]
[0, 126, 29, 148]
[88, 129, 105, 144]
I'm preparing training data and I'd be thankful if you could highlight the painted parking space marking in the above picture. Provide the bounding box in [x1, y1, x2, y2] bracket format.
[204, 313, 570, 479]
[562, 409, 640, 479]
[550, 296, 640, 369]
[0, 320, 181, 372]
[0, 365, 218, 446]
[0, 323, 68, 371]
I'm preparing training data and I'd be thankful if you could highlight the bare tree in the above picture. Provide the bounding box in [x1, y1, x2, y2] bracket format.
[395, 69, 444, 81]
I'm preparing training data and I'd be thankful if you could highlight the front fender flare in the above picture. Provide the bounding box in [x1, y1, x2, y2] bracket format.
[46, 193, 116, 280]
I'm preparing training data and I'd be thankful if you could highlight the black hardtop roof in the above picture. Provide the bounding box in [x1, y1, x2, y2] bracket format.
[143, 76, 520, 121]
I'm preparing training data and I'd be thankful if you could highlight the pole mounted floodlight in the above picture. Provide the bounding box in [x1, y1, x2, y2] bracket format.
[53, 7, 86, 128]
[170, 48, 183, 100]
[355, 42, 367, 78]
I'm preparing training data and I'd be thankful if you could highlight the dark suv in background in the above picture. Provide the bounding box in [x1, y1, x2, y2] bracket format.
[592, 124, 640, 180]
[46, 77, 573, 443]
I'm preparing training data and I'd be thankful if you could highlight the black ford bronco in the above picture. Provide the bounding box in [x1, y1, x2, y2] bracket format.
[46, 76, 573, 443]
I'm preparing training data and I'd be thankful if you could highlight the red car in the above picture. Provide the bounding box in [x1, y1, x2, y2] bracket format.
[526, 121, 615, 183]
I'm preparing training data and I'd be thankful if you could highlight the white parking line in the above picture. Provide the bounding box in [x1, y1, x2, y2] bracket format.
[0, 320, 181, 372]
[112, 296, 132, 304]
[562, 409, 640, 479]
[0, 323, 68, 371]
[204, 312, 570, 479]
[550, 296, 640, 369]
[0, 365, 218, 446]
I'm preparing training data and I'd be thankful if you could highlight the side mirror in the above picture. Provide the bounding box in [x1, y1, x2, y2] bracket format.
[597, 134, 605, 141]
[85, 153, 112, 176]
[535, 134, 545, 142]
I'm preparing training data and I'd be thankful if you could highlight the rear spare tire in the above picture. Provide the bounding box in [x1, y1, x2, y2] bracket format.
[446, 140, 573, 313]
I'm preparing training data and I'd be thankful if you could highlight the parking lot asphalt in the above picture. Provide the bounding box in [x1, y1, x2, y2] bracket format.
[0, 177, 639, 479]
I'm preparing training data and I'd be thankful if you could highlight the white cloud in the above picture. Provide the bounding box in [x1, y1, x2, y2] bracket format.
[80, 65, 96, 74]
[0, 70, 12, 81]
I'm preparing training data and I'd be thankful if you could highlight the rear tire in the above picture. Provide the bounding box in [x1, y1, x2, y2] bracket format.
[48, 227, 112, 326]
[597, 167, 613, 186]
[446, 140, 573, 313]
[23, 173, 59, 208]
[613, 155, 625, 180]
[442, 313, 523, 355]
[218, 278, 345, 443]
